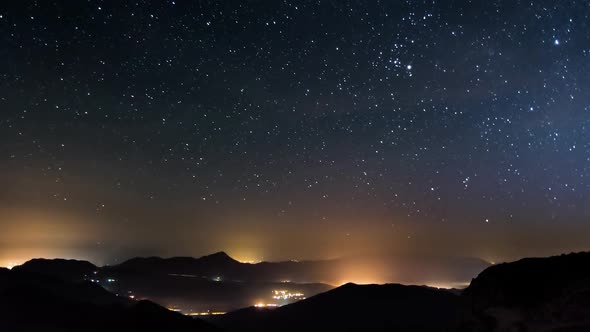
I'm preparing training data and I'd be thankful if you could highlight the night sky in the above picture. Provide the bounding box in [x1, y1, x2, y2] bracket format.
[1, 0, 590, 268]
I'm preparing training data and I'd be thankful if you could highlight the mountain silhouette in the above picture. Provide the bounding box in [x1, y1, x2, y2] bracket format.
[213, 282, 462, 332]
[202, 251, 240, 264]
[458, 252, 590, 331]
[111, 251, 241, 276]
[464, 252, 590, 309]
[211, 252, 590, 332]
[15, 252, 487, 288]
[13, 258, 98, 281]
[13, 253, 336, 312]
[11, 251, 590, 331]
[0, 267, 219, 332]
[9, 252, 488, 313]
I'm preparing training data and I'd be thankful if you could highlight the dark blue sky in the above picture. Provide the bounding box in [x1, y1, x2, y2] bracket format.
[1, 0, 589, 266]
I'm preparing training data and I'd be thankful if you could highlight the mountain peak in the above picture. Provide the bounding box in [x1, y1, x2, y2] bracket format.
[13, 258, 97, 281]
[201, 251, 237, 263]
[340, 282, 359, 288]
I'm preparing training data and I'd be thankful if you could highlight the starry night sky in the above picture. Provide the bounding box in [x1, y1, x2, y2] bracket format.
[1, 0, 590, 267]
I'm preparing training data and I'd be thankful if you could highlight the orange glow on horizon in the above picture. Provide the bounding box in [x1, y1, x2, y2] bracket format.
[2, 262, 18, 270]
[424, 282, 470, 289]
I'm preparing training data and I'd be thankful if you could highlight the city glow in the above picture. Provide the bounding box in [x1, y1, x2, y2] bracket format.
[425, 282, 470, 289]
[187, 311, 226, 316]
[271, 290, 305, 301]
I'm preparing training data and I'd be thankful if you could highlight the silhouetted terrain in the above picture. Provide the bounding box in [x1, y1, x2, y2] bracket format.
[213, 282, 462, 332]
[103, 252, 488, 287]
[13, 258, 98, 281]
[14, 253, 334, 312]
[104, 251, 340, 284]
[210, 252, 590, 332]
[8, 252, 590, 331]
[459, 252, 590, 331]
[101, 252, 335, 312]
[12, 251, 487, 313]
[0, 267, 218, 332]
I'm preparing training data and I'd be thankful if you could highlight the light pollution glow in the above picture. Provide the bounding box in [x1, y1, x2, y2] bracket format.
[2, 205, 590, 287]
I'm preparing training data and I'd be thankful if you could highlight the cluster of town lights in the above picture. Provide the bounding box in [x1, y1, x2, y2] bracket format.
[271, 290, 305, 300]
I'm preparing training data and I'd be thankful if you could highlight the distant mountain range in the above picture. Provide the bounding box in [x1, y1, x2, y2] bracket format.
[14, 252, 336, 312]
[212, 252, 590, 332]
[8, 251, 590, 331]
[13, 258, 98, 281]
[107, 252, 489, 286]
[14, 251, 487, 312]
[16, 251, 490, 285]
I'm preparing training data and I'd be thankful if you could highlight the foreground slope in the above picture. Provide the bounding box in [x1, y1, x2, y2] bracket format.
[0, 268, 218, 332]
[459, 252, 590, 331]
[214, 283, 462, 332]
[214, 252, 590, 332]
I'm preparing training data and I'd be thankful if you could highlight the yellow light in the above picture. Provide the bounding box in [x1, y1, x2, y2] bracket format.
[187, 312, 226, 316]
[271, 290, 305, 300]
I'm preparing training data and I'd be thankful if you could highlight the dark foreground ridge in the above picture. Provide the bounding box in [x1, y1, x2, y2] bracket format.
[10, 252, 486, 313]
[459, 252, 590, 331]
[212, 252, 590, 332]
[213, 282, 461, 332]
[0, 267, 219, 332]
[5, 251, 590, 331]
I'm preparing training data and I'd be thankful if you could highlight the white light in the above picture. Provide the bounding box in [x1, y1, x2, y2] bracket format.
[554, 39, 560, 46]
[406, 65, 412, 70]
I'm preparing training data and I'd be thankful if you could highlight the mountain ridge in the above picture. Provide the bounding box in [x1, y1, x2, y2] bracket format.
[0, 267, 219, 332]
[214, 281, 462, 332]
